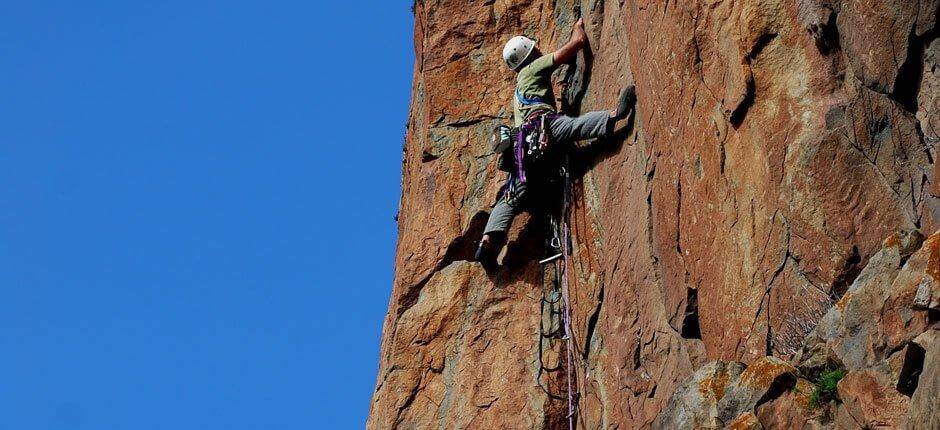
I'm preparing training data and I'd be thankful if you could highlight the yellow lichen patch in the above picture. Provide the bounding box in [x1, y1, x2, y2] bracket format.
[699, 369, 730, 401]
[925, 233, 939, 281]
[791, 378, 815, 410]
[738, 357, 795, 390]
[727, 412, 761, 430]
[835, 291, 853, 311]
[883, 232, 901, 249]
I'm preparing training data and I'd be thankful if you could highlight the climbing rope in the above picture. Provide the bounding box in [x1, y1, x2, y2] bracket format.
[560, 155, 577, 429]
[536, 13, 585, 425]
[534, 155, 578, 429]
[536, 215, 568, 395]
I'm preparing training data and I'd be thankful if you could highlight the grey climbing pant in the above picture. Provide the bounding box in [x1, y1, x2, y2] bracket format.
[547, 110, 613, 142]
[483, 110, 612, 235]
[484, 179, 529, 235]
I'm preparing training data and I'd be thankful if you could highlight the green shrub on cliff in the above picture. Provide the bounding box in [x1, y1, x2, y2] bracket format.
[808, 368, 845, 409]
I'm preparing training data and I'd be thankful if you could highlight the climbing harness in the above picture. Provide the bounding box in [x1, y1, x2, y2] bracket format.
[498, 108, 559, 206]
[511, 86, 556, 183]
[512, 110, 558, 183]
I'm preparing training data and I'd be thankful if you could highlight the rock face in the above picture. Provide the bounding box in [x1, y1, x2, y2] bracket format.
[657, 232, 939, 429]
[369, 1, 938, 428]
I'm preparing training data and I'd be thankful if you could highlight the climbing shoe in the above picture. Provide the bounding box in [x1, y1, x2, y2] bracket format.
[613, 85, 637, 120]
[474, 241, 497, 269]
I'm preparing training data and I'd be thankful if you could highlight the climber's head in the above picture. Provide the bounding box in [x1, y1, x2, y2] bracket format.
[502, 36, 537, 72]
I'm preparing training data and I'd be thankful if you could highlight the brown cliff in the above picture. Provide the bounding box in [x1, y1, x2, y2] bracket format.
[369, 1, 939, 428]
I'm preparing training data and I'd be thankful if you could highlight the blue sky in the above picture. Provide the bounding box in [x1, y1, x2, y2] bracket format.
[0, 1, 411, 428]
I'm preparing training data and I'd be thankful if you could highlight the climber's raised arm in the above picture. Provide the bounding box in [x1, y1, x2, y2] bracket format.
[552, 18, 587, 65]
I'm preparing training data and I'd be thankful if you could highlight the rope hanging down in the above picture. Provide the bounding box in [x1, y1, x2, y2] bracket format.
[560, 155, 577, 429]
[536, 10, 587, 427]
[535, 154, 578, 430]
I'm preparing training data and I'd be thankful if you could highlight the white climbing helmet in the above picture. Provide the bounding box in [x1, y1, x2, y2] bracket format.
[502, 36, 536, 71]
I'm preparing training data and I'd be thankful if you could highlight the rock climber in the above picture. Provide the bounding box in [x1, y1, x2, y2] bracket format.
[474, 18, 637, 267]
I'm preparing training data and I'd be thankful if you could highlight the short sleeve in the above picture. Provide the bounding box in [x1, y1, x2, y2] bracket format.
[519, 54, 555, 80]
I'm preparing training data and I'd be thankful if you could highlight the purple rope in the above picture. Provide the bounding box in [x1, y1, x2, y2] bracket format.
[514, 128, 527, 182]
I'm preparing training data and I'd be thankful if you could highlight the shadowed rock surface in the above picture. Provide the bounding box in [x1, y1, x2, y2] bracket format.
[369, 1, 938, 428]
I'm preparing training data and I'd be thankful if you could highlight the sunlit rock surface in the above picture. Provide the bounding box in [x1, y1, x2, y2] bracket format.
[369, 1, 938, 428]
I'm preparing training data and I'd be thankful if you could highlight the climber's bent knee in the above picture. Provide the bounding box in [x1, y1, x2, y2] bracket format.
[484, 198, 517, 235]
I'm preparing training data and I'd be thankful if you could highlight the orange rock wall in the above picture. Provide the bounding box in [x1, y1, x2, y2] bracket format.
[369, 1, 938, 428]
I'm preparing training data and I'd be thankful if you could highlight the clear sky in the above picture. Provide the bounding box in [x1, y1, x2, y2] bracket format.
[1, 1, 411, 428]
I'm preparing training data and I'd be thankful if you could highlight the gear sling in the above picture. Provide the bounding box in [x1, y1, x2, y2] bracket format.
[497, 90, 558, 202]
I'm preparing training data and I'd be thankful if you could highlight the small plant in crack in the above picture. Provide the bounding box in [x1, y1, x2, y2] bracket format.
[808, 368, 845, 410]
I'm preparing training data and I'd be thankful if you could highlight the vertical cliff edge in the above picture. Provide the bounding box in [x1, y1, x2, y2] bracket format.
[369, 1, 939, 428]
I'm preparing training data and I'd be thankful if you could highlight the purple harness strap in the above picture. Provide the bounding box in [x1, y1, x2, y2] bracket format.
[513, 111, 557, 184]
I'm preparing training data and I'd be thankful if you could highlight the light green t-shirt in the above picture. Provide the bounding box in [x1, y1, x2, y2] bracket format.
[513, 53, 557, 126]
